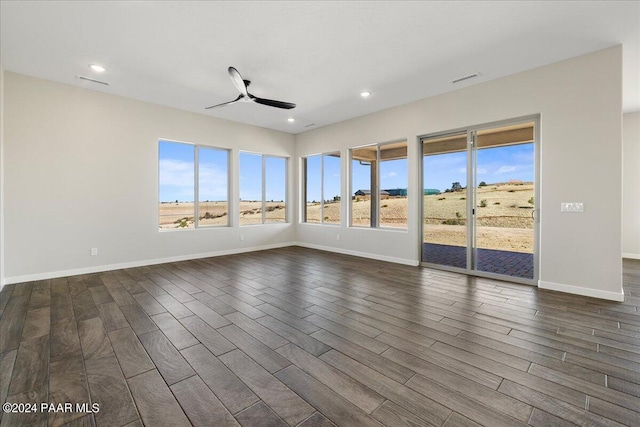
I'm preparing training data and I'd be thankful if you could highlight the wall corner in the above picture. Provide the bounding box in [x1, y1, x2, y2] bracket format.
[0, 64, 5, 289]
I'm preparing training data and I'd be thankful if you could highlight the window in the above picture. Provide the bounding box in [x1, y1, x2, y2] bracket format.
[239, 152, 287, 225]
[302, 152, 341, 224]
[198, 147, 229, 226]
[239, 153, 263, 225]
[158, 140, 229, 230]
[350, 140, 408, 228]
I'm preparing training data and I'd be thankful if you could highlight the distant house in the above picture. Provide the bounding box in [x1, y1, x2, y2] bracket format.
[354, 189, 389, 198]
[424, 188, 441, 195]
[383, 188, 407, 197]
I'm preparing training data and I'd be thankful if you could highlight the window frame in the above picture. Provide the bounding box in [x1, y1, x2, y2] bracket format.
[349, 139, 408, 230]
[239, 151, 289, 226]
[301, 151, 342, 226]
[158, 139, 231, 231]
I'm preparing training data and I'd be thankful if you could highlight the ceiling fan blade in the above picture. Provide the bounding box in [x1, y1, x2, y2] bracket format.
[228, 67, 248, 96]
[205, 94, 243, 109]
[252, 96, 296, 109]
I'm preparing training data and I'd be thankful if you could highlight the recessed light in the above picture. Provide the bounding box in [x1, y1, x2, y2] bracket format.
[360, 91, 371, 98]
[89, 64, 106, 73]
[287, 118, 295, 123]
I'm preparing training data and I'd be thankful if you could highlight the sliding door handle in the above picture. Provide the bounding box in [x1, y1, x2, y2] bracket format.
[532, 209, 539, 222]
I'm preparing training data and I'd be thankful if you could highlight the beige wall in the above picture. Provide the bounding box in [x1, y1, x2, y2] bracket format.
[3, 72, 296, 282]
[623, 112, 640, 258]
[296, 46, 624, 300]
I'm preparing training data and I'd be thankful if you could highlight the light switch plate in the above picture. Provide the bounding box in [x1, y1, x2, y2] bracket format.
[561, 202, 584, 212]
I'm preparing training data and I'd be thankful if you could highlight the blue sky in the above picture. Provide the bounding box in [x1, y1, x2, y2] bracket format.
[424, 143, 534, 192]
[159, 143, 288, 202]
[238, 153, 287, 202]
[305, 154, 341, 203]
[351, 158, 408, 194]
[239, 153, 262, 201]
[159, 141, 228, 202]
[264, 156, 286, 202]
[159, 141, 195, 202]
[305, 153, 410, 202]
[160, 141, 534, 202]
[306, 155, 322, 202]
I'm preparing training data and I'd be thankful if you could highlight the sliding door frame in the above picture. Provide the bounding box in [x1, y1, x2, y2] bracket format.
[419, 114, 540, 286]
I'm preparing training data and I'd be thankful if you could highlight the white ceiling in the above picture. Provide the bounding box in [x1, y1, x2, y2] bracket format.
[1, 1, 639, 134]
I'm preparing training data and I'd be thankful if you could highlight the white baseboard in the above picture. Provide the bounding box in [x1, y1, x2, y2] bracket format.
[623, 253, 640, 260]
[538, 280, 624, 302]
[295, 241, 419, 267]
[2, 242, 296, 286]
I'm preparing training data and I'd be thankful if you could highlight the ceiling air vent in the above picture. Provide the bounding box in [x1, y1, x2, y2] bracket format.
[304, 123, 316, 128]
[77, 75, 110, 86]
[452, 73, 480, 84]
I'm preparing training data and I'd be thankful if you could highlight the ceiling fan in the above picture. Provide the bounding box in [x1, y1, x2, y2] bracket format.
[206, 67, 296, 110]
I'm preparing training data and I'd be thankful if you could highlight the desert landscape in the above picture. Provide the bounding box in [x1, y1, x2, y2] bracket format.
[423, 182, 534, 253]
[159, 201, 286, 229]
[160, 182, 533, 253]
[306, 182, 534, 252]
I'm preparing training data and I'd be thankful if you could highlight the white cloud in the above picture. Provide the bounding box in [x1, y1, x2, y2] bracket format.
[495, 165, 516, 174]
[159, 159, 193, 185]
[199, 162, 228, 200]
[457, 167, 486, 174]
[381, 171, 402, 182]
[159, 159, 228, 201]
[159, 159, 194, 200]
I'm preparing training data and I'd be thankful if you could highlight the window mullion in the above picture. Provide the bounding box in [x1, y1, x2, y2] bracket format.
[320, 155, 325, 224]
[284, 157, 289, 223]
[262, 155, 266, 224]
[376, 145, 381, 228]
[194, 146, 199, 228]
[226, 149, 231, 227]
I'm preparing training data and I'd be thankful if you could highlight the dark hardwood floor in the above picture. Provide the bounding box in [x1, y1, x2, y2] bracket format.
[0, 247, 638, 426]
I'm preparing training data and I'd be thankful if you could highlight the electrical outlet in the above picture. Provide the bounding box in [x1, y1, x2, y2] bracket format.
[240, 234, 245, 241]
[90, 248, 98, 256]
[336, 234, 340, 241]
[561, 202, 584, 212]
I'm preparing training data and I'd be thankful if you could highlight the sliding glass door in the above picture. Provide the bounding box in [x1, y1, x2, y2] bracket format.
[421, 118, 538, 283]
[423, 132, 469, 269]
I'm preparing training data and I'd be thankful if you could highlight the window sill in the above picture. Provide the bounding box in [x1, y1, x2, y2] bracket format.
[348, 225, 408, 233]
